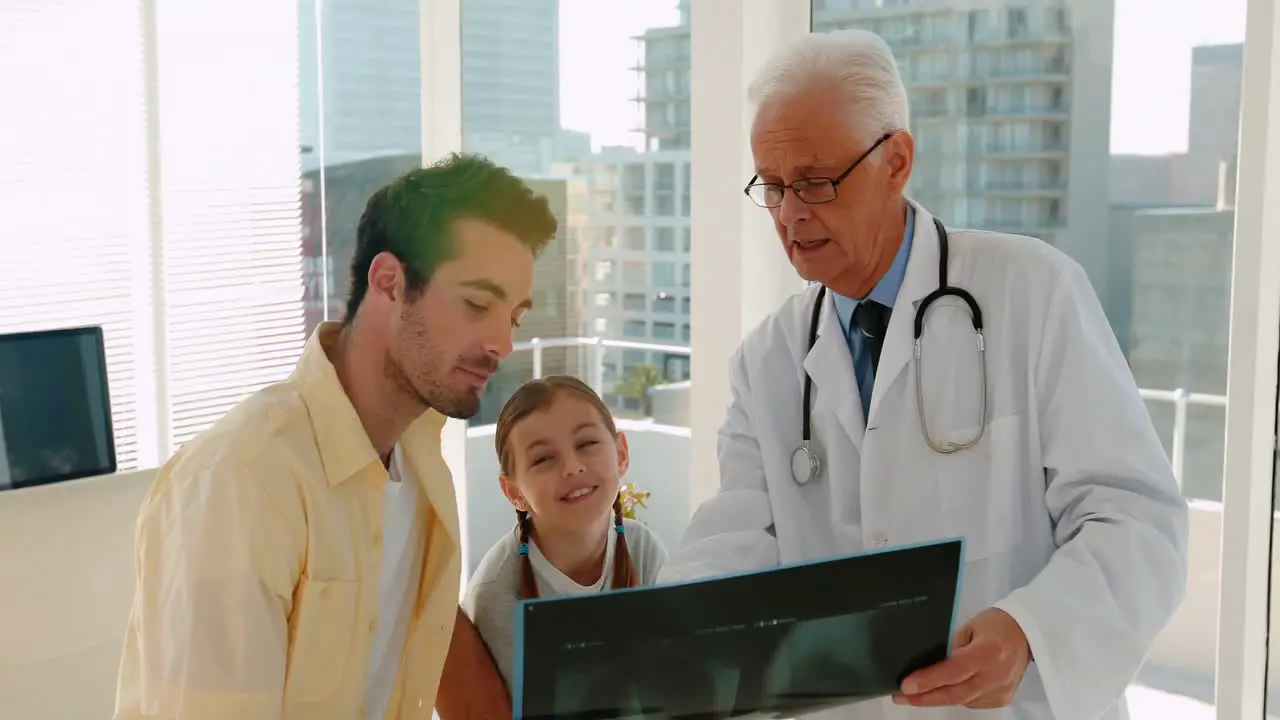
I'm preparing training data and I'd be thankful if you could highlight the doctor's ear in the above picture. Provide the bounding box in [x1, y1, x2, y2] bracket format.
[614, 432, 630, 475]
[499, 475, 529, 512]
[883, 131, 915, 193]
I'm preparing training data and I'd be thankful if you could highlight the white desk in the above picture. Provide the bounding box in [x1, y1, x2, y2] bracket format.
[0, 469, 154, 720]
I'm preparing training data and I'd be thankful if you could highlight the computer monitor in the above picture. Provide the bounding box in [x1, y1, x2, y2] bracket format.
[0, 326, 117, 491]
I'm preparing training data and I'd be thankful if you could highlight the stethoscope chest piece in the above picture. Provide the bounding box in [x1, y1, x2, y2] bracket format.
[791, 441, 821, 484]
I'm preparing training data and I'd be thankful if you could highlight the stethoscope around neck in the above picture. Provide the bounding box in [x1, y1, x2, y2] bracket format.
[790, 216, 989, 486]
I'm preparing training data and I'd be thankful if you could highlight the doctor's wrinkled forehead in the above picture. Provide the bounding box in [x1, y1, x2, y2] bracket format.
[746, 28, 909, 150]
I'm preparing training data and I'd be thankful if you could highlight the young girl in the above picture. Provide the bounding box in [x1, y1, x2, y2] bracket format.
[462, 374, 668, 694]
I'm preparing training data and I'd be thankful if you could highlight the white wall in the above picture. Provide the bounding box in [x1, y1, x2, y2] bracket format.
[0, 470, 153, 720]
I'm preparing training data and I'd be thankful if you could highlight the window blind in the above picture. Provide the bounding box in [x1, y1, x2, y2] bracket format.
[0, 0, 151, 471]
[154, 0, 307, 449]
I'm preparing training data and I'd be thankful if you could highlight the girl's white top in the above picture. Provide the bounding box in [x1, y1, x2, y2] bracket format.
[461, 518, 668, 690]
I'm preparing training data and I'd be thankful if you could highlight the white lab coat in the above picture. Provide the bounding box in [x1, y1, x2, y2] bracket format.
[660, 201, 1188, 720]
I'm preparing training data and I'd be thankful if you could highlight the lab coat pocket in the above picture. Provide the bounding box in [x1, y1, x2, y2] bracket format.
[285, 578, 359, 702]
[935, 414, 1022, 563]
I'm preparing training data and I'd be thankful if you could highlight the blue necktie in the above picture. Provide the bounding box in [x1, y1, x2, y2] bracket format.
[854, 301, 890, 373]
[853, 301, 890, 421]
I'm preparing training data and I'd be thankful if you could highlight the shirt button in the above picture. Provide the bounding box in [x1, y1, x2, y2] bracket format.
[373, 530, 383, 547]
[368, 617, 377, 633]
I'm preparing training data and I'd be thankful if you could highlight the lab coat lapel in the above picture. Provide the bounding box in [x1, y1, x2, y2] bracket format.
[868, 199, 940, 425]
[802, 288, 865, 450]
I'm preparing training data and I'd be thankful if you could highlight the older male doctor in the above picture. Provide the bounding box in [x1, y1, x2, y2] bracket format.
[659, 28, 1188, 720]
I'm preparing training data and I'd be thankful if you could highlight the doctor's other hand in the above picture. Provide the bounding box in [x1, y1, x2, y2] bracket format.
[891, 607, 1030, 710]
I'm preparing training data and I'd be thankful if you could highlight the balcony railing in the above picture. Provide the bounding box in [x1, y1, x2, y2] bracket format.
[516, 335, 691, 393]
[513, 337, 1225, 491]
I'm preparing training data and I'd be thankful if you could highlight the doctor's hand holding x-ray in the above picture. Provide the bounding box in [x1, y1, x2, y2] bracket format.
[657, 28, 1189, 720]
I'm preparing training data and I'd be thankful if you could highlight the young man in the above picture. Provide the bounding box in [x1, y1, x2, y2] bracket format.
[112, 152, 557, 720]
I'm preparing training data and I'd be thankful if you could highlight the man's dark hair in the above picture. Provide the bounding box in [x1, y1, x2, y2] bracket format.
[343, 152, 558, 322]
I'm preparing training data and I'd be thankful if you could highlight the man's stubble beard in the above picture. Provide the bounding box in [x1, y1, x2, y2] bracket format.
[390, 307, 485, 420]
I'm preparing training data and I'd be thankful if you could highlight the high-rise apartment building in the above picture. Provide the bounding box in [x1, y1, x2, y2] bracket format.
[816, 0, 1114, 288]
[296, 0, 569, 326]
[471, 177, 588, 425]
[631, 0, 1114, 291]
[569, 147, 692, 411]
[633, 5, 691, 151]
[298, 0, 562, 176]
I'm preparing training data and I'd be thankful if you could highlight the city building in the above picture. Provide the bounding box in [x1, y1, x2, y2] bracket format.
[461, 0, 562, 175]
[1110, 153, 1188, 207]
[1184, 43, 1245, 204]
[1111, 159, 1235, 502]
[295, 0, 571, 333]
[300, 154, 423, 329]
[471, 177, 588, 425]
[297, 0, 422, 174]
[1104, 43, 1245, 503]
[632, 0, 691, 151]
[631, 0, 1114, 293]
[1111, 43, 1243, 207]
[565, 147, 693, 412]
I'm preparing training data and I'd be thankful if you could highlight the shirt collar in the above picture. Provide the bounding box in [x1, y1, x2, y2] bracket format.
[832, 204, 916, 339]
[292, 321, 446, 486]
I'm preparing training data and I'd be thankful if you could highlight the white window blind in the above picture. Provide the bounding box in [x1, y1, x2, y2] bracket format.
[0, 0, 308, 471]
[0, 1, 152, 471]
[154, 0, 306, 449]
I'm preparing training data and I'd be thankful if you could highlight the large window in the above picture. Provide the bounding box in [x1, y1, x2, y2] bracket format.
[1, 2, 151, 470]
[458, 0, 692, 574]
[299, 0, 423, 336]
[810, 0, 1257, 716]
[0, 2, 312, 470]
[0, 0, 430, 470]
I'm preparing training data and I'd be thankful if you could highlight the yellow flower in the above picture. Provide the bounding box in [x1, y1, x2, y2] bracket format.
[617, 482, 652, 520]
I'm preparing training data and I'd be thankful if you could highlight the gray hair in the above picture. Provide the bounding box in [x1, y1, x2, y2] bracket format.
[747, 29, 910, 148]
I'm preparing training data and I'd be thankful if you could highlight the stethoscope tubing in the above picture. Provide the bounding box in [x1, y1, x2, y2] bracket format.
[794, 216, 988, 483]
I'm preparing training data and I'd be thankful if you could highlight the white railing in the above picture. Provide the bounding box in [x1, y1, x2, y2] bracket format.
[516, 337, 1226, 490]
[516, 335, 691, 393]
[1137, 388, 1228, 491]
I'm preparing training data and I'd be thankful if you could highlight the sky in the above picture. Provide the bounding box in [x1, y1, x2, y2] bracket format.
[558, 0, 1249, 156]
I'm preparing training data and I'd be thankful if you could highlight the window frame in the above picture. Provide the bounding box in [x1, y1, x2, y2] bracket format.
[420, 0, 467, 579]
[1217, 0, 1280, 714]
[688, 0, 811, 510]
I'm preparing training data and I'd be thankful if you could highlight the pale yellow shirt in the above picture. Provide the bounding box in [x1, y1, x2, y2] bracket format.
[113, 322, 461, 720]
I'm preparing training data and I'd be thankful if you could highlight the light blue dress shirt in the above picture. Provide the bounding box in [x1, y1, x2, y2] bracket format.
[832, 205, 915, 422]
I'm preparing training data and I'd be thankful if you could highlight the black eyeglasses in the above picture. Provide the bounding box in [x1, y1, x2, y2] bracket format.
[743, 132, 894, 208]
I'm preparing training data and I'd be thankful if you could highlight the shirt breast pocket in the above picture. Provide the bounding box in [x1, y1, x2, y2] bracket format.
[285, 578, 360, 703]
[933, 414, 1025, 563]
